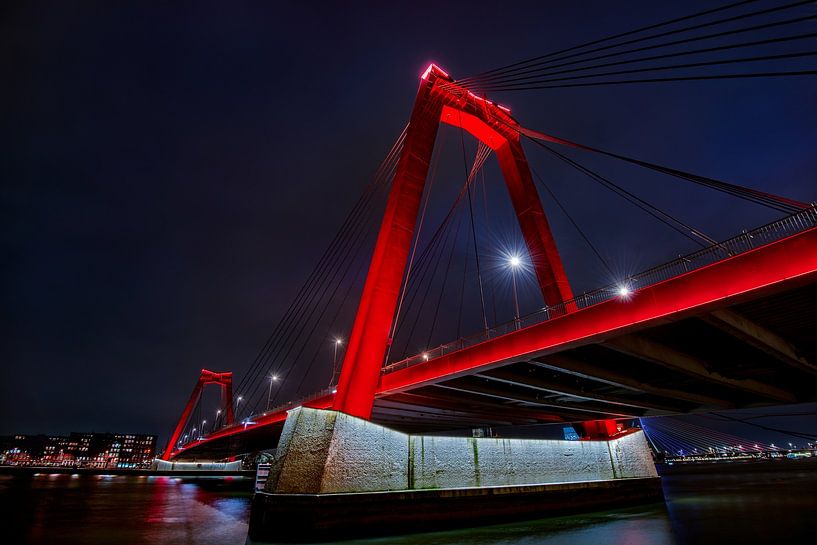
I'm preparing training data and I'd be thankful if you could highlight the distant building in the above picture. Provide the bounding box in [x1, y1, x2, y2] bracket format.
[0, 432, 157, 468]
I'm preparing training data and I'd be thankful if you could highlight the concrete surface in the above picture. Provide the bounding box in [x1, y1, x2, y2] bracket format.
[264, 407, 657, 494]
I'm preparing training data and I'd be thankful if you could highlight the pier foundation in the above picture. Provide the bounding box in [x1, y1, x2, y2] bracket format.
[251, 407, 662, 541]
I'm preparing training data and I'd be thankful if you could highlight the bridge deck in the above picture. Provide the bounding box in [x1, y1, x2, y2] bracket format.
[172, 210, 817, 460]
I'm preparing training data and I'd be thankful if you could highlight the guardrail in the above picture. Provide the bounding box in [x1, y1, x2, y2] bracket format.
[383, 205, 817, 374]
[257, 387, 336, 420]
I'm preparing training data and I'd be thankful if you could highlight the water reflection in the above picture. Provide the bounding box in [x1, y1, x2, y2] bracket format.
[663, 469, 817, 545]
[1, 463, 815, 545]
[269, 505, 679, 545]
[0, 474, 252, 545]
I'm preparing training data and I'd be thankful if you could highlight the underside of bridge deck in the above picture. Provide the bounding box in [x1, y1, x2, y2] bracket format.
[368, 283, 817, 432]
[173, 280, 816, 461]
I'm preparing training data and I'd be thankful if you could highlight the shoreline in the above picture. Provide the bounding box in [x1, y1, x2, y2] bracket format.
[0, 465, 255, 478]
[657, 455, 817, 475]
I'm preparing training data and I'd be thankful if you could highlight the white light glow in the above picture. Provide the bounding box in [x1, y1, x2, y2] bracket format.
[509, 256, 521, 268]
[617, 285, 631, 297]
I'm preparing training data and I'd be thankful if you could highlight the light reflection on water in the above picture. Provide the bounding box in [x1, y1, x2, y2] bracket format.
[0, 474, 252, 545]
[1, 463, 816, 545]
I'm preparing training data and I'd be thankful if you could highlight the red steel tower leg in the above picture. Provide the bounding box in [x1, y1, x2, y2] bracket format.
[332, 75, 445, 420]
[162, 369, 234, 460]
[333, 65, 572, 419]
[496, 138, 573, 305]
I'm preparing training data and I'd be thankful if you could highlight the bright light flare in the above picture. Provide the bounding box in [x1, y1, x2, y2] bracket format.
[617, 285, 631, 298]
[496, 245, 530, 276]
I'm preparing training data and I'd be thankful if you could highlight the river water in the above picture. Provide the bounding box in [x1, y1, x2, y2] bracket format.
[1, 461, 815, 545]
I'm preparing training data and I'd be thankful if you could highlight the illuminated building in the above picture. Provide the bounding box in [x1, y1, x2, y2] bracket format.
[0, 432, 157, 468]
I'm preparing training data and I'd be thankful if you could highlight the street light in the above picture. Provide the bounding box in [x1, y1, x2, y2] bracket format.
[508, 255, 521, 329]
[330, 338, 343, 386]
[267, 374, 279, 410]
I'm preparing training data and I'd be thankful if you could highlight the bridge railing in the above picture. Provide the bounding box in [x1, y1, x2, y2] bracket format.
[383, 205, 817, 374]
[261, 387, 336, 419]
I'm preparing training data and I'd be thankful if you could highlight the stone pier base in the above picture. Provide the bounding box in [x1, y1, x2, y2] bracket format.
[250, 407, 662, 541]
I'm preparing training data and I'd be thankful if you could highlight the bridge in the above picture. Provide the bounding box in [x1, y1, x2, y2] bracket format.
[170, 205, 817, 459]
[162, 10, 817, 462]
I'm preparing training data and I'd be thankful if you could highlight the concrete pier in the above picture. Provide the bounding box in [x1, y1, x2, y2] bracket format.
[250, 407, 662, 541]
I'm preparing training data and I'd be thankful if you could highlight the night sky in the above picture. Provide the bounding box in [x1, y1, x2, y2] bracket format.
[2, 1, 816, 440]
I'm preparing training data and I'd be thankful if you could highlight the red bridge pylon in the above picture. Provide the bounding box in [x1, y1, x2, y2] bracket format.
[333, 64, 573, 420]
[162, 369, 234, 460]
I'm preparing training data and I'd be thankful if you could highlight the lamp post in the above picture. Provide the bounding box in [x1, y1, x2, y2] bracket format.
[508, 255, 521, 329]
[331, 338, 343, 386]
[266, 374, 279, 410]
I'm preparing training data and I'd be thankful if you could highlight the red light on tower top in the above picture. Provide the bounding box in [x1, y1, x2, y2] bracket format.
[420, 63, 451, 81]
[420, 64, 511, 113]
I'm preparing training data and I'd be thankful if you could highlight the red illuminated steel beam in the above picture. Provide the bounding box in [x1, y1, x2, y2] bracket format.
[162, 369, 235, 460]
[169, 392, 334, 460]
[378, 227, 817, 396]
[171, 226, 817, 461]
[333, 64, 572, 420]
